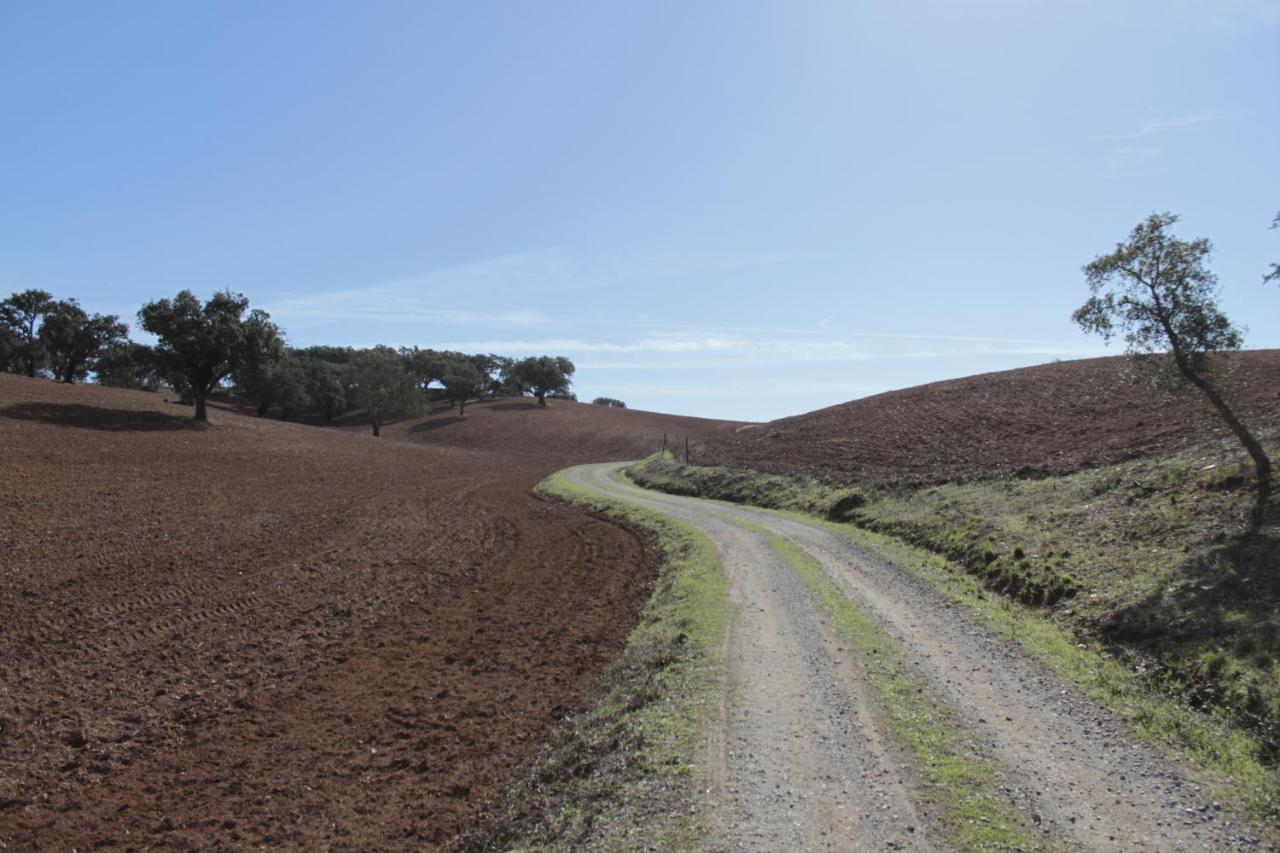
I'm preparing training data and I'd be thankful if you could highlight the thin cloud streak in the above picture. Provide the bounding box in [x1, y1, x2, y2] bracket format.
[434, 332, 1105, 370]
[1092, 112, 1221, 141]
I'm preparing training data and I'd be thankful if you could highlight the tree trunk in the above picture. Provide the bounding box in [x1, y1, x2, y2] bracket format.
[193, 387, 208, 422]
[371, 416, 382, 437]
[1183, 367, 1272, 520]
[458, 398, 466, 417]
[536, 391, 546, 407]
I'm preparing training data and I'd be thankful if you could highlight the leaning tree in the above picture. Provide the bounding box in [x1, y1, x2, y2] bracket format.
[1074, 212, 1271, 518]
[139, 290, 281, 421]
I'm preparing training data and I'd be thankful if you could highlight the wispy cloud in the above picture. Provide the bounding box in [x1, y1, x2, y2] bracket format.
[1089, 112, 1224, 179]
[433, 330, 1104, 369]
[1093, 145, 1165, 180]
[262, 249, 570, 330]
[262, 248, 787, 331]
[1092, 112, 1221, 142]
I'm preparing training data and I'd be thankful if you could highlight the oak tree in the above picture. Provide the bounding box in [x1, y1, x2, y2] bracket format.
[0, 289, 55, 377]
[1074, 212, 1271, 515]
[38, 300, 128, 384]
[349, 346, 422, 436]
[509, 355, 575, 406]
[139, 290, 281, 421]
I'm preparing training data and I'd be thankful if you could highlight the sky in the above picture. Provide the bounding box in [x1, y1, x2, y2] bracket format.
[1, 1, 1277, 421]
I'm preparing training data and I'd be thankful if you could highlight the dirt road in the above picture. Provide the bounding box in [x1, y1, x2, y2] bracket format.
[565, 462, 1270, 851]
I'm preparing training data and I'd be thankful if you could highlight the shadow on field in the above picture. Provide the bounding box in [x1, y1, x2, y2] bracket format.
[0, 402, 197, 432]
[407, 416, 465, 434]
[487, 401, 541, 412]
[1103, 497, 1280, 758]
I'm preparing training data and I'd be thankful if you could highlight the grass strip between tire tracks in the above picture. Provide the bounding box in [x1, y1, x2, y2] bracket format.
[756, 527, 1043, 852]
[463, 468, 731, 851]
[628, 457, 1280, 834]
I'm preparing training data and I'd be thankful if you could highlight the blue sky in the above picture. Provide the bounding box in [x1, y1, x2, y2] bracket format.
[2, 1, 1276, 421]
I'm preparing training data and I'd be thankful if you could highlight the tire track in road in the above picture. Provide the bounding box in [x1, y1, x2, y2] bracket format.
[565, 462, 1271, 852]
[567, 463, 931, 852]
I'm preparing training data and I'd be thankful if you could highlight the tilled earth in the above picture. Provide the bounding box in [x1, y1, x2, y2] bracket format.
[0, 376, 729, 850]
[700, 350, 1280, 486]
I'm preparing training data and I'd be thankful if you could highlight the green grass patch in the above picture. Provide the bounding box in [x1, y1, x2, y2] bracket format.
[764, 534, 1042, 851]
[629, 455, 1074, 606]
[815, 518, 1280, 831]
[626, 455, 1280, 833]
[464, 469, 731, 851]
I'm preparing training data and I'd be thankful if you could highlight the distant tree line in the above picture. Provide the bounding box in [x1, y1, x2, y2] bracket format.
[592, 396, 626, 408]
[0, 288, 605, 436]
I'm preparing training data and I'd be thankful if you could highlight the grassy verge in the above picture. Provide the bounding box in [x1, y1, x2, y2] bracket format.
[463, 468, 731, 851]
[764, 532, 1042, 851]
[627, 454, 1280, 832]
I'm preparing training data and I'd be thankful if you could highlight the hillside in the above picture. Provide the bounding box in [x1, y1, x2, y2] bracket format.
[357, 397, 740, 466]
[0, 376, 733, 850]
[698, 350, 1280, 486]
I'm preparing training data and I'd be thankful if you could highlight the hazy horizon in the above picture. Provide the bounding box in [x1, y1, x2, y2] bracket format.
[3, 2, 1277, 420]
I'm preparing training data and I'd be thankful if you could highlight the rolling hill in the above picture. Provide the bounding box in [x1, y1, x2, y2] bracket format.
[698, 350, 1280, 486]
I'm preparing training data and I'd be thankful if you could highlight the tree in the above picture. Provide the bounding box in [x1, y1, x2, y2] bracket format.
[0, 289, 55, 377]
[1074, 212, 1271, 517]
[440, 358, 485, 416]
[509, 355, 575, 406]
[299, 356, 347, 421]
[38, 300, 128, 384]
[139, 290, 281, 422]
[1265, 211, 1278, 286]
[236, 349, 311, 419]
[0, 325, 22, 374]
[95, 342, 166, 391]
[592, 396, 627, 408]
[349, 346, 422, 436]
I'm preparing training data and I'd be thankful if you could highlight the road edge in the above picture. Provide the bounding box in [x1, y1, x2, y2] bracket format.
[461, 466, 731, 851]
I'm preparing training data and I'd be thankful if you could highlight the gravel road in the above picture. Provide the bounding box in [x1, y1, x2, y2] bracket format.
[564, 462, 1274, 852]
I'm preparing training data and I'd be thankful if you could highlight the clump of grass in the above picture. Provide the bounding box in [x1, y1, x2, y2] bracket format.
[464, 470, 730, 851]
[629, 453, 864, 520]
[765, 534, 1041, 851]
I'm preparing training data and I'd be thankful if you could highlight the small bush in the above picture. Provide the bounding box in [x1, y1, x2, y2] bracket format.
[592, 397, 627, 408]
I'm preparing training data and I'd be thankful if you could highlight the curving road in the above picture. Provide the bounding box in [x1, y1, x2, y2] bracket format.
[565, 462, 1269, 852]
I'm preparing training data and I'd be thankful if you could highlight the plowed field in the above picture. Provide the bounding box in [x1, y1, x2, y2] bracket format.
[0, 377, 732, 849]
[700, 350, 1280, 486]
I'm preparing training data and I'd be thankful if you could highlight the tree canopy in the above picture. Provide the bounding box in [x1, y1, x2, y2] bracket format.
[139, 290, 281, 421]
[0, 289, 55, 377]
[94, 342, 167, 391]
[38, 300, 128, 384]
[509, 355, 575, 407]
[1266, 211, 1279, 286]
[440, 358, 485, 416]
[1074, 212, 1271, 518]
[349, 346, 422, 436]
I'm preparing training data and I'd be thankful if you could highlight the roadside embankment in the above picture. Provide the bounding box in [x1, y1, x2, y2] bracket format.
[627, 448, 1280, 831]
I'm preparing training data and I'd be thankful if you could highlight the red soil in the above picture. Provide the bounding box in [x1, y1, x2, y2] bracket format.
[0, 377, 731, 850]
[698, 351, 1280, 487]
